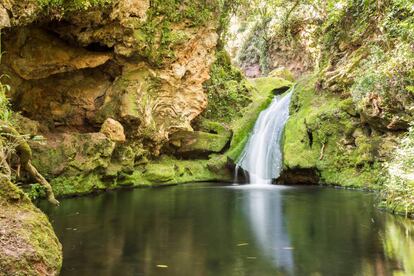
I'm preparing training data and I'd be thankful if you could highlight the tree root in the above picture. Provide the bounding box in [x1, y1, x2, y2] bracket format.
[24, 161, 59, 205]
[0, 124, 59, 205]
[319, 143, 326, 161]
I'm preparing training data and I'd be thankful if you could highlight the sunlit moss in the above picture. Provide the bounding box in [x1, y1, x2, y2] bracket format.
[283, 76, 383, 188]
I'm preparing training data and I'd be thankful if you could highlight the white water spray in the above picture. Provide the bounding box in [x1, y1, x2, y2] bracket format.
[236, 88, 293, 185]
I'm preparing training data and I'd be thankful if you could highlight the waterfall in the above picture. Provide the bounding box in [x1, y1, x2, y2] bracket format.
[236, 88, 293, 185]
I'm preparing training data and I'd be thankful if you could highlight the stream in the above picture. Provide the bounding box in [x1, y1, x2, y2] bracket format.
[40, 184, 414, 276]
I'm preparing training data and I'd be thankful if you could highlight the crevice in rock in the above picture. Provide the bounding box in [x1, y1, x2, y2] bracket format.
[85, 42, 114, 53]
[277, 168, 320, 185]
[272, 85, 290, 95]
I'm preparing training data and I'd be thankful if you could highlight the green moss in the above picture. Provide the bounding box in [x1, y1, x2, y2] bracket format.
[0, 178, 62, 275]
[283, 76, 382, 189]
[133, 0, 217, 66]
[200, 50, 254, 123]
[120, 155, 232, 186]
[268, 68, 295, 82]
[37, 0, 112, 12]
[49, 174, 113, 197]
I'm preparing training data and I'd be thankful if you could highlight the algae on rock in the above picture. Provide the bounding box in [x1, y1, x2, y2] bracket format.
[0, 174, 62, 275]
[282, 76, 398, 189]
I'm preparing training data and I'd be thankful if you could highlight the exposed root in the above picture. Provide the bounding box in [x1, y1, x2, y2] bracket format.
[0, 124, 59, 205]
[319, 143, 326, 161]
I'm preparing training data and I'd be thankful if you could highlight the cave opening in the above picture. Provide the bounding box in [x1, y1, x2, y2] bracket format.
[0, 24, 119, 135]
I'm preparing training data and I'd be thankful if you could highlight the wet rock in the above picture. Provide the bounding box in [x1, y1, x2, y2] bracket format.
[100, 118, 126, 142]
[278, 168, 320, 185]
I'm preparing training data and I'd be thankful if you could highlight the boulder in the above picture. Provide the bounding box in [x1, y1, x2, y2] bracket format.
[0, 178, 62, 275]
[100, 118, 126, 142]
[31, 133, 116, 178]
[170, 131, 230, 154]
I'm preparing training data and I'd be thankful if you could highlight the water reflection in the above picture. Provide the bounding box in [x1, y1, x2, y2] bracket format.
[240, 186, 294, 274]
[382, 215, 414, 274]
[39, 184, 414, 276]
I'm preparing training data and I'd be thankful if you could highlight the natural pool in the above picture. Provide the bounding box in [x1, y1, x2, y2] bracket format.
[40, 184, 414, 276]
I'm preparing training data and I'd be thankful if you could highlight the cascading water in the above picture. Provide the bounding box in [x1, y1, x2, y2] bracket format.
[236, 88, 294, 185]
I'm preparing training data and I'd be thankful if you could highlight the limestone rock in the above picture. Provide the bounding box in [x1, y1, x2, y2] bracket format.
[0, 0, 41, 27]
[100, 118, 126, 142]
[11, 67, 112, 128]
[31, 133, 116, 178]
[4, 28, 112, 80]
[0, 5, 10, 28]
[170, 131, 230, 154]
[110, 0, 149, 23]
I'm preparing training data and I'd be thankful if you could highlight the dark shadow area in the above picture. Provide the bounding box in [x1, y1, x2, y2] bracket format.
[272, 85, 291, 95]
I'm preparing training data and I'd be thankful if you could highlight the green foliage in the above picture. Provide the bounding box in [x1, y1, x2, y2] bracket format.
[238, 21, 272, 74]
[201, 50, 253, 123]
[381, 126, 414, 217]
[351, 43, 414, 108]
[132, 0, 221, 66]
[0, 34, 11, 123]
[235, 0, 321, 75]
[0, 79, 11, 122]
[37, 0, 112, 11]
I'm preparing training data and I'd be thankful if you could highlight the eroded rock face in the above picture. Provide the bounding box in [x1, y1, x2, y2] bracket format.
[0, 0, 223, 192]
[4, 27, 112, 80]
[1, 1, 219, 154]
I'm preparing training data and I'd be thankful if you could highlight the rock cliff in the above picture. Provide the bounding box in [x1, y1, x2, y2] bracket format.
[0, 0, 248, 196]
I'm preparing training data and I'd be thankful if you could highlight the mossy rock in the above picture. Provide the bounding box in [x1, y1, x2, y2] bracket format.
[170, 130, 231, 154]
[144, 163, 176, 183]
[282, 76, 385, 189]
[268, 68, 295, 82]
[31, 133, 115, 178]
[0, 178, 62, 275]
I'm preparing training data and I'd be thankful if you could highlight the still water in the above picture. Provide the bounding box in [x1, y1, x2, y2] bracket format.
[40, 184, 414, 276]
